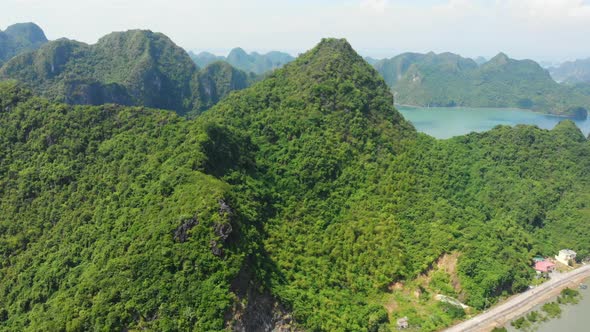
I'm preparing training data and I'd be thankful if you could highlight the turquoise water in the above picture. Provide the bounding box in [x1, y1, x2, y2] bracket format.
[397, 106, 590, 139]
[506, 280, 590, 332]
[534, 284, 590, 332]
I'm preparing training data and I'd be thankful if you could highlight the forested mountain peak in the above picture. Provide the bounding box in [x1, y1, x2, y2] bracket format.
[421, 52, 477, 71]
[94, 29, 186, 56]
[209, 37, 414, 139]
[0, 29, 257, 115]
[487, 52, 510, 65]
[227, 47, 249, 61]
[479, 54, 553, 83]
[3, 22, 47, 45]
[0, 29, 197, 112]
[482, 53, 544, 72]
[0, 22, 48, 65]
[205, 37, 416, 197]
[282, 37, 385, 88]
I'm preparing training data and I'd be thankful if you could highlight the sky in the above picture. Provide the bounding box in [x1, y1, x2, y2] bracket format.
[2, 0, 590, 62]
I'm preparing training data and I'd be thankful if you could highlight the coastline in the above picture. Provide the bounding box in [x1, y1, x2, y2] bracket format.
[443, 265, 590, 332]
[395, 104, 585, 120]
[488, 276, 587, 331]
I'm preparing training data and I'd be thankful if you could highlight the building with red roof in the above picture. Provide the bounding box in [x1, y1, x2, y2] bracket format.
[534, 260, 556, 273]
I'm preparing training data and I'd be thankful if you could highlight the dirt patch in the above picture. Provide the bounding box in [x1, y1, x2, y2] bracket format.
[384, 299, 399, 314]
[415, 252, 462, 292]
[436, 252, 462, 294]
[388, 281, 404, 291]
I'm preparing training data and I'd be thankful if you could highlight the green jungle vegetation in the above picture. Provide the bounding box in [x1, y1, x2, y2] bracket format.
[1, 37, 590, 331]
[190, 48, 294, 75]
[541, 302, 562, 318]
[0, 23, 48, 65]
[557, 288, 581, 304]
[373, 52, 590, 119]
[0, 29, 254, 116]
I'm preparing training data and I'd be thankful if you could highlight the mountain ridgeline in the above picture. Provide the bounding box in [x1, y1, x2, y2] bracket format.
[190, 48, 294, 75]
[0, 22, 48, 65]
[549, 57, 590, 84]
[374, 52, 590, 119]
[0, 29, 254, 116]
[1, 37, 590, 332]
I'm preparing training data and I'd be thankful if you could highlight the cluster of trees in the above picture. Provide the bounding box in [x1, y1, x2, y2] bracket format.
[0, 80, 269, 330]
[373, 51, 590, 118]
[0, 37, 589, 331]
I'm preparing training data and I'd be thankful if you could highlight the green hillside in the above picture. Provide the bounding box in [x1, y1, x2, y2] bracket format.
[374, 52, 590, 119]
[0, 30, 253, 116]
[0, 38, 589, 331]
[0, 22, 48, 65]
[193, 61, 257, 113]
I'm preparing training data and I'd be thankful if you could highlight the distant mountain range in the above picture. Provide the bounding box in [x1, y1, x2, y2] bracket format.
[0, 27, 254, 116]
[373, 52, 590, 119]
[473, 56, 487, 65]
[0, 22, 48, 65]
[189, 48, 294, 74]
[549, 58, 590, 84]
[2, 22, 589, 120]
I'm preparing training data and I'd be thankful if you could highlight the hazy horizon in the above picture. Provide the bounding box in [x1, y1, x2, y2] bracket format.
[3, 0, 590, 63]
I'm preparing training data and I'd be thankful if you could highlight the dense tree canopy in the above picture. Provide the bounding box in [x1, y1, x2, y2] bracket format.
[0, 38, 589, 331]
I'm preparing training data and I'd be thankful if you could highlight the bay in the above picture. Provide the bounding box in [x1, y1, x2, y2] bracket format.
[397, 106, 590, 139]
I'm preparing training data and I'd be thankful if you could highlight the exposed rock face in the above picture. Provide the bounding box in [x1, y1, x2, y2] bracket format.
[226, 268, 300, 332]
[194, 61, 253, 112]
[63, 80, 132, 106]
[173, 216, 199, 243]
[219, 198, 233, 218]
[210, 199, 235, 256]
[231, 292, 297, 332]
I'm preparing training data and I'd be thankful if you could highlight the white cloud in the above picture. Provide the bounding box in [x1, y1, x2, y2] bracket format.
[1, 0, 589, 61]
[499, 0, 590, 19]
[360, 0, 389, 12]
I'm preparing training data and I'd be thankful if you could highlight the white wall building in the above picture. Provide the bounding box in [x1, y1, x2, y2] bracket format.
[555, 249, 577, 265]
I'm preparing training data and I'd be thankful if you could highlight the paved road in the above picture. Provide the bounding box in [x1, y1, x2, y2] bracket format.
[443, 264, 590, 332]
